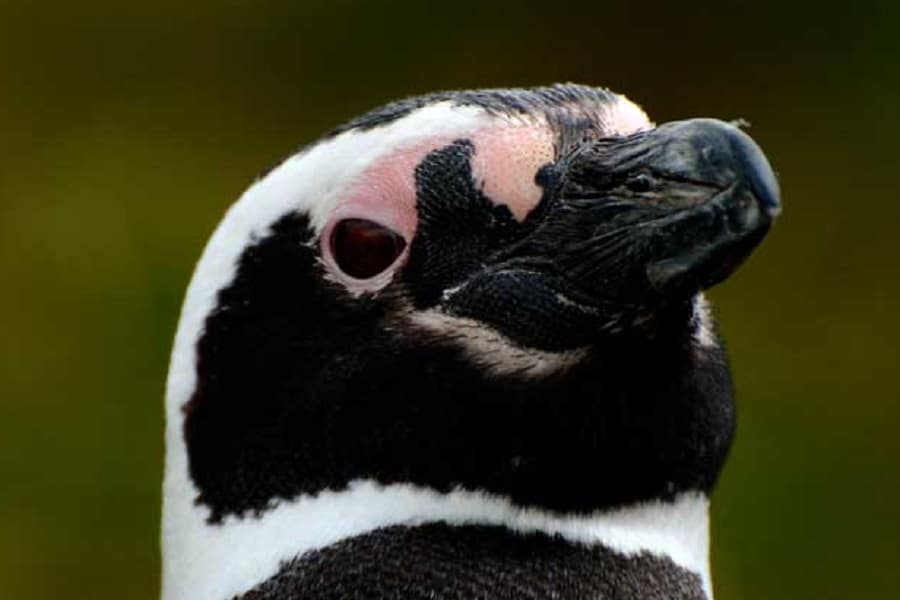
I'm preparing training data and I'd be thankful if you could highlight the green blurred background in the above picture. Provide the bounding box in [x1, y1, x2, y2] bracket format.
[1, 1, 898, 597]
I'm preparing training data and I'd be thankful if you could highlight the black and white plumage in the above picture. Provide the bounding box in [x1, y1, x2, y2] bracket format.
[163, 85, 780, 599]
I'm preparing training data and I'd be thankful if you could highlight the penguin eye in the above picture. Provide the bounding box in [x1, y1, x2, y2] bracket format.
[330, 218, 407, 280]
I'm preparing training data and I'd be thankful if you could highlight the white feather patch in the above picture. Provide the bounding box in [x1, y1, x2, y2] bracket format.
[603, 94, 654, 136]
[408, 309, 589, 377]
[692, 293, 717, 348]
[162, 481, 712, 600]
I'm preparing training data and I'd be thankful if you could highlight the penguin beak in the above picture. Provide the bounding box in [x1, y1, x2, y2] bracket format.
[435, 118, 780, 348]
[545, 118, 781, 300]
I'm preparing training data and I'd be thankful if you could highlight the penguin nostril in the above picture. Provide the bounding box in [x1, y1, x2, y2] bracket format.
[626, 173, 652, 193]
[330, 218, 407, 280]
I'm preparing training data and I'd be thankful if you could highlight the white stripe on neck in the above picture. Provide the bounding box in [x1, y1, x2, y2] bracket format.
[162, 480, 712, 599]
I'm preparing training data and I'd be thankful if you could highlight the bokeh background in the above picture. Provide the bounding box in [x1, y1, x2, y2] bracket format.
[2, 1, 898, 598]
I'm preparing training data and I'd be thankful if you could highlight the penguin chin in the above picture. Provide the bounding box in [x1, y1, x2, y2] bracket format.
[403, 288, 714, 380]
[417, 257, 710, 359]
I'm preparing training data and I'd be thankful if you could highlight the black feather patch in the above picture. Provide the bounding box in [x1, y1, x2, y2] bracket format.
[403, 139, 521, 307]
[237, 523, 706, 599]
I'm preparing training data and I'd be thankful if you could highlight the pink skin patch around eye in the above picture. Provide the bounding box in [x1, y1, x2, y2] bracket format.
[470, 126, 556, 221]
[319, 141, 432, 296]
[321, 123, 556, 295]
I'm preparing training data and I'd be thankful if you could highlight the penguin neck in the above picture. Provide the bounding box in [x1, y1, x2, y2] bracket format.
[166, 307, 729, 599]
[163, 478, 714, 599]
[182, 319, 735, 519]
[165, 346, 725, 599]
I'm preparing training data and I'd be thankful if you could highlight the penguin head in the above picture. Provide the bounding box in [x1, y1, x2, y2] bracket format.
[166, 85, 779, 528]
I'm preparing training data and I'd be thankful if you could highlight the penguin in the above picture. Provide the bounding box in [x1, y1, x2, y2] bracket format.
[162, 84, 780, 599]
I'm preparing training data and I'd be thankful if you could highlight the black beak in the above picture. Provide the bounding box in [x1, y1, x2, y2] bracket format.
[550, 118, 781, 300]
[640, 119, 780, 292]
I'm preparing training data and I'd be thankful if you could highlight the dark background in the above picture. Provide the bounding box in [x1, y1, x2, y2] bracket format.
[1, 1, 898, 597]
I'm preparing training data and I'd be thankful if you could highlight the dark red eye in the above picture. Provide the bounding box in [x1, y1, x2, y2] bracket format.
[330, 218, 407, 279]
